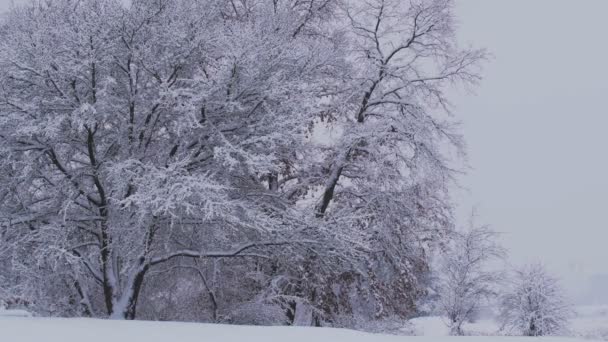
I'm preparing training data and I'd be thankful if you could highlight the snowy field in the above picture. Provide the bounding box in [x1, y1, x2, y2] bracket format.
[1, 309, 607, 342]
[570, 306, 608, 341]
[0, 317, 598, 342]
[407, 306, 608, 340]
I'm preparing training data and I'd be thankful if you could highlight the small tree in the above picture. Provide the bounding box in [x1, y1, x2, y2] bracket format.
[437, 218, 505, 335]
[499, 264, 573, 336]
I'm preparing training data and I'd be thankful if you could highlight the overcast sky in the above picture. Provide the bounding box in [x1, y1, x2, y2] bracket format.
[453, 0, 608, 299]
[1, 0, 607, 300]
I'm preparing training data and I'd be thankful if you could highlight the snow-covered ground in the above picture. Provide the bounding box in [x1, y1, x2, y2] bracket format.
[408, 305, 608, 340]
[1, 306, 606, 342]
[0, 316, 600, 342]
[571, 306, 608, 341]
[408, 316, 499, 336]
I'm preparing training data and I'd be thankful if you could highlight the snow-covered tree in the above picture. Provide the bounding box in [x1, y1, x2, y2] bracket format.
[0, 0, 339, 319]
[499, 264, 573, 336]
[0, 0, 486, 325]
[274, 0, 486, 324]
[436, 218, 505, 335]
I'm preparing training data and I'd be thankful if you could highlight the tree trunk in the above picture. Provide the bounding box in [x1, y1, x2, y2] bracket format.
[292, 300, 314, 326]
[315, 147, 352, 217]
[109, 264, 149, 320]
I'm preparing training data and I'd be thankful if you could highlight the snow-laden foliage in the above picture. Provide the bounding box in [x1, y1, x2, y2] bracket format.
[0, 0, 485, 327]
[435, 219, 505, 335]
[499, 264, 573, 336]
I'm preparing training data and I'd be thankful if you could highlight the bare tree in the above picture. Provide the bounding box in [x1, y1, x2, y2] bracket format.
[499, 263, 573, 336]
[436, 216, 505, 335]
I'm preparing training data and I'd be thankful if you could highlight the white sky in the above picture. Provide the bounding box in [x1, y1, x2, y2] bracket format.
[1, 0, 607, 300]
[453, 0, 608, 299]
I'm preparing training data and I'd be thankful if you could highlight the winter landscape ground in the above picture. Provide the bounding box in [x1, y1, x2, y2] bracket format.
[409, 306, 608, 341]
[2, 306, 608, 342]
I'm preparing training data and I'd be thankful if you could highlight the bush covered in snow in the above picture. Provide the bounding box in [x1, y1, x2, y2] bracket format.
[499, 264, 573, 336]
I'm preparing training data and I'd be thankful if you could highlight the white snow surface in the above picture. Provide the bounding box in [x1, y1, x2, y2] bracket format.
[571, 306, 608, 341]
[0, 309, 32, 318]
[0, 316, 603, 342]
[407, 306, 608, 340]
[408, 316, 502, 336]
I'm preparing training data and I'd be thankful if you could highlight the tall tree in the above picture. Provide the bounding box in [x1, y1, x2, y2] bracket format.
[277, 0, 486, 323]
[0, 0, 339, 319]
